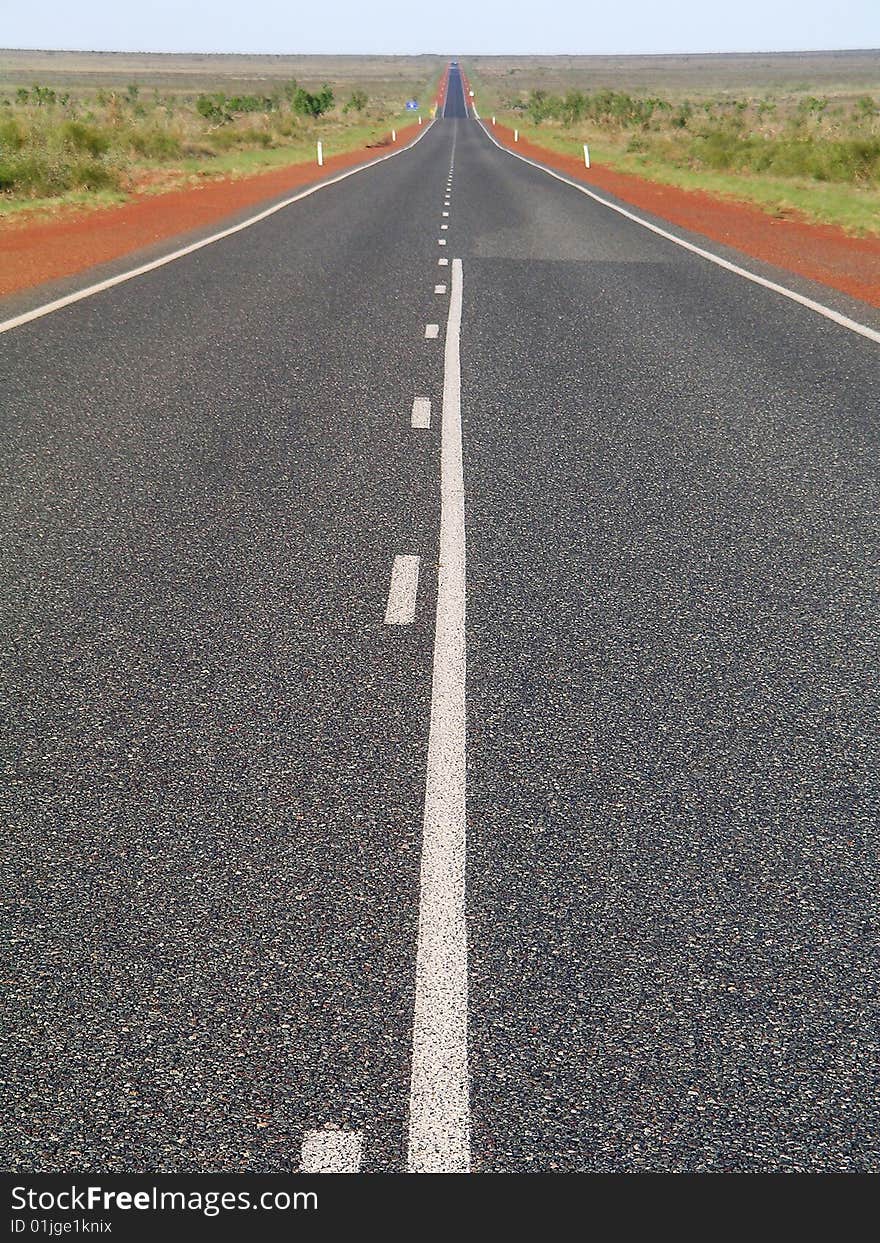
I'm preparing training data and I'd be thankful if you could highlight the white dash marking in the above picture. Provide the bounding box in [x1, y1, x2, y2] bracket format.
[438, 239, 447, 246]
[442, 211, 449, 216]
[384, 555, 421, 625]
[411, 397, 431, 429]
[407, 256, 469, 1174]
[441, 224, 449, 230]
[438, 257, 449, 266]
[425, 323, 440, 339]
[300, 1130, 363, 1173]
[435, 284, 447, 294]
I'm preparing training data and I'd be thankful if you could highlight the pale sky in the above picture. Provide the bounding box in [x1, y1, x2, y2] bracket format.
[1, 0, 877, 56]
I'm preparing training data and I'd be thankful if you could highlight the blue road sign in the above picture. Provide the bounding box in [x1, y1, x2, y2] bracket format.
[405, 100, 419, 110]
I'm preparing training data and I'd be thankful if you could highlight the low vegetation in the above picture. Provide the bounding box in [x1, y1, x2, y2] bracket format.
[0, 72, 431, 213]
[520, 88, 880, 183]
[475, 68, 880, 235]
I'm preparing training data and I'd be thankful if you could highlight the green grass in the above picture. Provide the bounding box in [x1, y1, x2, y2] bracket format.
[0, 107, 427, 221]
[0, 61, 438, 218]
[0, 185, 129, 218]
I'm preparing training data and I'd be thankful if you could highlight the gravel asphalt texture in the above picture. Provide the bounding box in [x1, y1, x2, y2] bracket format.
[2, 65, 879, 1173]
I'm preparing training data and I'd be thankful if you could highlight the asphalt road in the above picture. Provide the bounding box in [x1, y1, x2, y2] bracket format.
[2, 63, 878, 1174]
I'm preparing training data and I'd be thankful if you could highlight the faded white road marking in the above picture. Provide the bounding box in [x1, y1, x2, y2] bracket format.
[425, 323, 439, 339]
[407, 256, 469, 1174]
[300, 1130, 363, 1173]
[411, 397, 431, 429]
[384, 555, 421, 625]
[0, 122, 437, 338]
[477, 121, 880, 346]
[435, 284, 447, 294]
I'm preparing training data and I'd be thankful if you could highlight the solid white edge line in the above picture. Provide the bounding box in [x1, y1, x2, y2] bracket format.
[300, 1130, 363, 1173]
[0, 121, 437, 337]
[407, 256, 469, 1175]
[384, 555, 421, 625]
[411, 396, 431, 429]
[477, 120, 880, 346]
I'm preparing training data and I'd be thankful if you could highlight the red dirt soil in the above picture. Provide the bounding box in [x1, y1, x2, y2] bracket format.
[0, 121, 423, 300]
[488, 122, 880, 309]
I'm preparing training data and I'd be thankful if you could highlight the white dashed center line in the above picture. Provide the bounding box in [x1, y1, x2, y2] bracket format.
[425, 323, 439, 338]
[435, 284, 447, 294]
[438, 257, 449, 266]
[300, 1130, 363, 1173]
[384, 555, 421, 624]
[411, 397, 431, 429]
[407, 257, 469, 1174]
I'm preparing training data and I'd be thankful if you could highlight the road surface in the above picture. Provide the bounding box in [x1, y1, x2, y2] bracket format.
[3, 63, 879, 1174]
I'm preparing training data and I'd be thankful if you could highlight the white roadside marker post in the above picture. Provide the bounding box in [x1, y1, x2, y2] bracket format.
[419, 115, 422, 125]
[514, 129, 519, 142]
[584, 144, 591, 168]
[492, 115, 495, 124]
[392, 128, 397, 142]
[317, 140, 323, 166]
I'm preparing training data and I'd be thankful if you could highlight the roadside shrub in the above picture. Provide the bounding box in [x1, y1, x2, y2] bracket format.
[208, 125, 273, 151]
[61, 120, 110, 157]
[67, 159, 119, 190]
[0, 117, 24, 150]
[126, 127, 181, 158]
[527, 89, 551, 124]
[196, 94, 229, 124]
[292, 85, 334, 118]
[343, 90, 368, 113]
[689, 128, 880, 183]
[30, 84, 57, 107]
[0, 150, 120, 195]
[226, 94, 276, 113]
